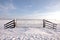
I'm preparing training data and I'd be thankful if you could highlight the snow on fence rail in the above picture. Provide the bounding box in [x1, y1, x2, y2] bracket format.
[16, 19, 43, 28]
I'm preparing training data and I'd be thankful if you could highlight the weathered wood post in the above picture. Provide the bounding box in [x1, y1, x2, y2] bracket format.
[43, 19, 45, 28]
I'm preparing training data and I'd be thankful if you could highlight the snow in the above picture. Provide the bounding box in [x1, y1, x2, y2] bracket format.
[0, 19, 60, 40]
[0, 27, 60, 40]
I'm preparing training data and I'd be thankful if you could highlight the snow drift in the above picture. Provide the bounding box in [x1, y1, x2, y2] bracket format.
[0, 27, 60, 40]
[0, 19, 60, 40]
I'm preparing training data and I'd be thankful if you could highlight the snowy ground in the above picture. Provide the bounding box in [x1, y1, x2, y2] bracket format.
[0, 27, 60, 40]
[0, 19, 60, 40]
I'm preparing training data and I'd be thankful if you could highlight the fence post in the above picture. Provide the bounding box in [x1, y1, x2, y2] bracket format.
[43, 19, 45, 28]
[53, 24, 57, 30]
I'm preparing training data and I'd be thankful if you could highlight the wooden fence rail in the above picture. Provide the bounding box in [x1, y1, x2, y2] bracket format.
[43, 19, 57, 30]
[4, 19, 57, 30]
[4, 20, 16, 29]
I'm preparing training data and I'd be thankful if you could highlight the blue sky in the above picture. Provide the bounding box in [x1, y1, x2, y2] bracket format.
[0, 0, 60, 20]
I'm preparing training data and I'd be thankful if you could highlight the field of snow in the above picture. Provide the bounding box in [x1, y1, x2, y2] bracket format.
[0, 27, 60, 40]
[0, 19, 60, 40]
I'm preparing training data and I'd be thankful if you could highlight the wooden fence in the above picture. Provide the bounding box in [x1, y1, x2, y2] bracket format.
[4, 20, 16, 29]
[4, 19, 57, 29]
[43, 19, 57, 30]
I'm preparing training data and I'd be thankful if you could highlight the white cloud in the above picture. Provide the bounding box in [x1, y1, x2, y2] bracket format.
[25, 5, 32, 8]
[15, 10, 60, 23]
[0, 0, 16, 18]
[0, 4, 16, 11]
[45, 1, 60, 11]
[24, 5, 32, 9]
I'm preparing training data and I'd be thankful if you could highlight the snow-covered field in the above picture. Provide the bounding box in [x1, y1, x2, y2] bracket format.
[0, 19, 60, 40]
[0, 27, 60, 40]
